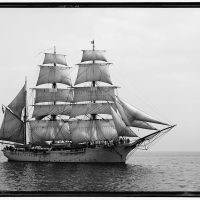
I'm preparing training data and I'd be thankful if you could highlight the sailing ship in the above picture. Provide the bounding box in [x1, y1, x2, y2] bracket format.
[0, 41, 175, 163]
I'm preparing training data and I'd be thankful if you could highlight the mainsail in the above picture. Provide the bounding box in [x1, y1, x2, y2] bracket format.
[0, 108, 24, 144]
[69, 119, 118, 143]
[29, 120, 70, 143]
[0, 83, 26, 144]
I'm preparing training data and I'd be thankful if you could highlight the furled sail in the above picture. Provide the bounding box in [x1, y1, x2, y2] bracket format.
[69, 119, 118, 143]
[0, 108, 24, 143]
[74, 63, 112, 85]
[43, 53, 67, 66]
[36, 66, 72, 86]
[114, 98, 157, 130]
[8, 84, 25, 118]
[29, 120, 70, 143]
[32, 104, 72, 118]
[116, 97, 169, 125]
[73, 86, 116, 102]
[81, 50, 107, 62]
[34, 88, 73, 103]
[110, 106, 137, 137]
[70, 103, 115, 118]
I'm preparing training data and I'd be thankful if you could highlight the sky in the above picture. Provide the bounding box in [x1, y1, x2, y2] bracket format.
[0, 7, 199, 151]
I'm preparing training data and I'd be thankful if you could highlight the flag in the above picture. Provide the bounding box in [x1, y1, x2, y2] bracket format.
[2, 105, 4, 114]
[91, 40, 94, 44]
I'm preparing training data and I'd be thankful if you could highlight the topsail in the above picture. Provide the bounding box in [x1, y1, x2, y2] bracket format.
[73, 86, 116, 102]
[29, 120, 70, 143]
[34, 88, 73, 103]
[115, 96, 169, 126]
[36, 66, 72, 86]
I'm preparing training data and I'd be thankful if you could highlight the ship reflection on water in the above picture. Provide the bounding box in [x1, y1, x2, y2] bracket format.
[0, 158, 149, 191]
[0, 151, 200, 192]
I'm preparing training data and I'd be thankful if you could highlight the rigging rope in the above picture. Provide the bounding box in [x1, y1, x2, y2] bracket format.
[113, 65, 172, 124]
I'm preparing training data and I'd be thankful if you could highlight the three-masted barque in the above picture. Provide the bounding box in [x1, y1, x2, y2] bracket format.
[0, 41, 175, 163]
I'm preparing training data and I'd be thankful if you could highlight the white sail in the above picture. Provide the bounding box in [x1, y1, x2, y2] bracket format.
[114, 98, 157, 130]
[95, 119, 118, 140]
[32, 104, 72, 118]
[29, 120, 70, 143]
[8, 84, 25, 118]
[43, 53, 67, 66]
[74, 63, 112, 85]
[110, 106, 137, 137]
[73, 86, 116, 102]
[69, 120, 90, 143]
[70, 103, 115, 118]
[116, 97, 169, 125]
[81, 50, 107, 62]
[36, 66, 72, 86]
[130, 120, 157, 130]
[0, 108, 24, 143]
[69, 119, 118, 143]
[34, 88, 73, 103]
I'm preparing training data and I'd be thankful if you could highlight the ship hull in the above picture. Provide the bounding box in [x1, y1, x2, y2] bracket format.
[3, 145, 135, 163]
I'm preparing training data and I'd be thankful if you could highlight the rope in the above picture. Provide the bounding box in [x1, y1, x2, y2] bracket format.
[114, 65, 172, 124]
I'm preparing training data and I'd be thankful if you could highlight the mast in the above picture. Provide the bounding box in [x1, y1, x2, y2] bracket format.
[91, 40, 96, 120]
[24, 76, 27, 144]
[92, 40, 95, 87]
[52, 46, 57, 121]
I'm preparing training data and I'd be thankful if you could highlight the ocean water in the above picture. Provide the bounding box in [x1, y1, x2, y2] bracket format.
[0, 151, 199, 192]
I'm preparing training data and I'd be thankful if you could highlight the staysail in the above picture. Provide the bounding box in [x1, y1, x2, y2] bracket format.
[110, 106, 137, 137]
[114, 97, 157, 130]
[115, 96, 169, 126]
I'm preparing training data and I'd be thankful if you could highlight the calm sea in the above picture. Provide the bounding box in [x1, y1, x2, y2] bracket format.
[0, 151, 199, 192]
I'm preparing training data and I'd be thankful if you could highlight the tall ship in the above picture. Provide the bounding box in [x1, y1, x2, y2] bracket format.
[0, 41, 175, 163]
